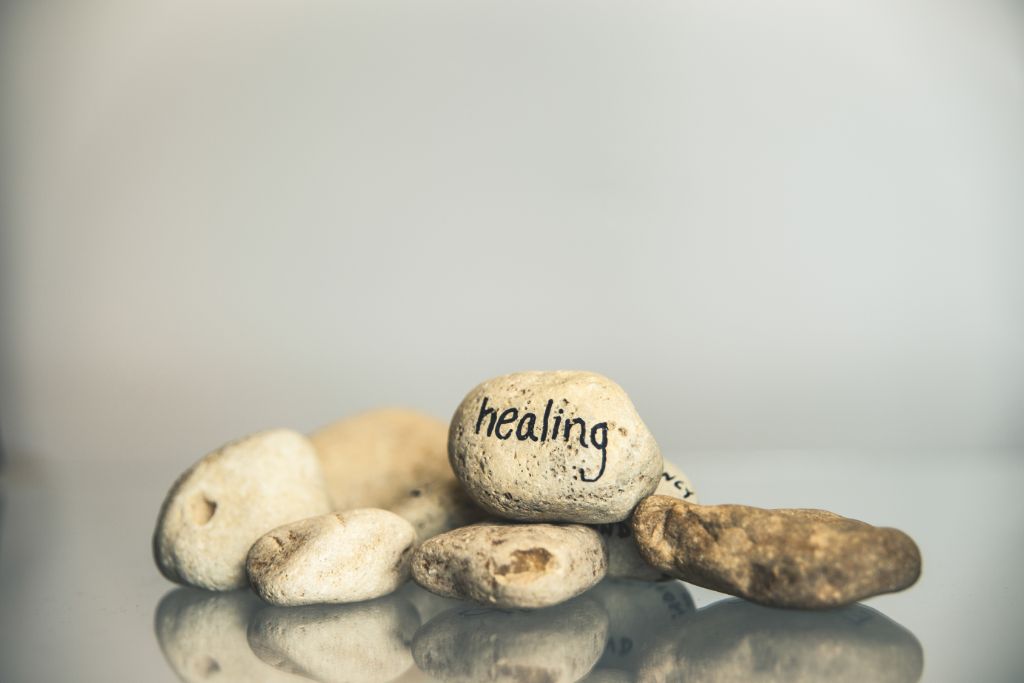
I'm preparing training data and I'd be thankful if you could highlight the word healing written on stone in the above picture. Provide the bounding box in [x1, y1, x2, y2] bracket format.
[475, 397, 609, 482]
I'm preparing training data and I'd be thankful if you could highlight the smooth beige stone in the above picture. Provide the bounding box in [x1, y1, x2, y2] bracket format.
[412, 522, 607, 608]
[449, 371, 663, 523]
[247, 593, 421, 683]
[596, 460, 698, 580]
[247, 509, 416, 606]
[153, 429, 331, 591]
[155, 588, 307, 683]
[637, 599, 924, 683]
[311, 408, 449, 510]
[632, 496, 922, 609]
[388, 477, 488, 542]
[412, 597, 609, 683]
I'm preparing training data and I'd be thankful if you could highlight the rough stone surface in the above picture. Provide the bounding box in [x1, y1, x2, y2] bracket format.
[247, 594, 421, 683]
[412, 597, 609, 683]
[155, 588, 307, 683]
[632, 496, 922, 609]
[153, 429, 332, 591]
[247, 509, 416, 606]
[412, 522, 608, 608]
[595, 461, 697, 580]
[637, 599, 924, 683]
[311, 408, 449, 510]
[389, 478, 488, 543]
[449, 371, 663, 523]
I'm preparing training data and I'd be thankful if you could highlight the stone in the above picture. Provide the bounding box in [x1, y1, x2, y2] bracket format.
[155, 588, 307, 683]
[388, 478, 488, 542]
[595, 460, 697, 580]
[247, 509, 416, 606]
[637, 599, 924, 682]
[589, 579, 696, 676]
[153, 429, 332, 591]
[247, 593, 421, 683]
[449, 371, 663, 523]
[412, 597, 609, 683]
[311, 408, 449, 510]
[632, 496, 922, 609]
[412, 522, 608, 608]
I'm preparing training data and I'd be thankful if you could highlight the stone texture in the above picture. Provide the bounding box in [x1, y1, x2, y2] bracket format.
[632, 496, 922, 609]
[153, 429, 331, 591]
[449, 371, 663, 523]
[247, 593, 421, 683]
[155, 588, 307, 683]
[595, 461, 697, 580]
[311, 408, 449, 510]
[388, 478, 488, 543]
[247, 509, 416, 606]
[637, 599, 923, 683]
[412, 597, 609, 683]
[412, 522, 608, 608]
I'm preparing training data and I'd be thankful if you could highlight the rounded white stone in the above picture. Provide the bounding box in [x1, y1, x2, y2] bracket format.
[598, 460, 698, 580]
[449, 371, 663, 523]
[247, 593, 421, 683]
[247, 509, 416, 606]
[412, 522, 607, 609]
[311, 408, 449, 510]
[153, 429, 331, 591]
[412, 597, 609, 683]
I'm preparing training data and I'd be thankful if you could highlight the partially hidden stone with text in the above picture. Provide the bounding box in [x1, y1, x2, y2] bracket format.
[448, 371, 663, 524]
[632, 496, 922, 609]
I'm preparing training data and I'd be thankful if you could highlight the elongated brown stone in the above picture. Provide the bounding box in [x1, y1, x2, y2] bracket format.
[631, 496, 921, 609]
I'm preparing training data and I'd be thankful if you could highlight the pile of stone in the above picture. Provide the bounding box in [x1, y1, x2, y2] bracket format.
[153, 371, 921, 610]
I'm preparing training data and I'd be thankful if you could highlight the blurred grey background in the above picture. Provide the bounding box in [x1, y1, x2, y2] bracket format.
[1, 0, 1022, 466]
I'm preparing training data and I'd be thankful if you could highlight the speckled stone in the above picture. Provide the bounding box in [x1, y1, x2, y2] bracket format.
[153, 429, 331, 591]
[632, 496, 922, 609]
[449, 371, 663, 523]
[637, 599, 924, 683]
[595, 460, 697, 580]
[412, 522, 607, 608]
[247, 593, 421, 683]
[247, 509, 416, 606]
[388, 478, 488, 543]
[412, 597, 609, 683]
[311, 408, 449, 510]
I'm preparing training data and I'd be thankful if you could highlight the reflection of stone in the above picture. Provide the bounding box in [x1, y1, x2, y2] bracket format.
[412, 597, 609, 683]
[155, 588, 305, 682]
[247, 593, 421, 683]
[588, 579, 696, 675]
[638, 598, 924, 683]
[398, 580, 468, 624]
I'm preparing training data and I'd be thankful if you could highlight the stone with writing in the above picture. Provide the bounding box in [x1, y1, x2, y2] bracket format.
[388, 478, 488, 543]
[412, 597, 609, 683]
[412, 522, 607, 609]
[247, 593, 421, 683]
[637, 599, 923, 683]
[449, 371, 663, 524]
[153, 429, 332, 591]
[595, 460, 697, 581]
[247, 509, 416, 607]
[632, 496, 922, 609]
[311, 408, 450, 510]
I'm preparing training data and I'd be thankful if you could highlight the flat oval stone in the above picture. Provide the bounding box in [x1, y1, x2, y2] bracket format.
[153, 429, 332, 591]
[311, 408, 449, 510]
[247, 509, 416, 606]
[632, 496, 922, 609]
[637, 599, 923, 683]
[449, 371, 663, 523]
[412, 522, 607, 608]
[412, 597, 609, 683]
[247, 593, 421, 683]
[596, 461, 697, 580]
